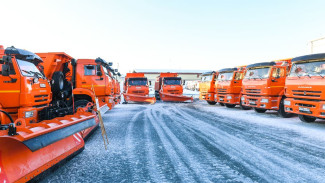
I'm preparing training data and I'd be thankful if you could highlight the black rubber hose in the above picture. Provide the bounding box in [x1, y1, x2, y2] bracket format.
[0, 109, 14, 124]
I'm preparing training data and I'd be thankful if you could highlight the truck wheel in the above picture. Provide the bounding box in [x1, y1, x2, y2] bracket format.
[298, 115, 316, 123]
[52, 71, 65, 94]
[75, 99, 92, 112]
[155, 91, 160, 100]
[225, 104, 236, 108]
[240, 100, 251, 110]
[207, 101, 216, 105]
[278, 98, 293, 118]
[254, 108, 267, 113]
[219, 103, 225, 106]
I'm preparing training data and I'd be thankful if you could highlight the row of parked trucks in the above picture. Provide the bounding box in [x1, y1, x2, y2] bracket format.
[200, 53, 325, 123]
[0, 45, 121, 182]
[123, 72, 193, 103]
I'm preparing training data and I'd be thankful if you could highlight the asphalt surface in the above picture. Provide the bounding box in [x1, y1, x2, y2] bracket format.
[42, 101, 325, 183]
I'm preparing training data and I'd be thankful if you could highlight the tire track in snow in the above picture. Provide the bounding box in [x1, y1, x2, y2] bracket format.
[182, 106, 325, 171]
[170, 104, 325, 182]
[157, 105, 255, 182]
[146, 107, 198, 183]
[125, 109, 149, 182]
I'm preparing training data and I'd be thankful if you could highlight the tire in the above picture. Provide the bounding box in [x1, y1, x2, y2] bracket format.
[298, 114, 316, 123]
[219, 103, 225, 106]
[75, 99, 92, 112]
[225, 104, 236, 108]
[240, 100, 251, 110]
[155, 91, 160, 100]
[207, 101, 216, 105]
[278, 98, 293, 118]
[52, 71, 65, 94]
[254, 108, 267, 113]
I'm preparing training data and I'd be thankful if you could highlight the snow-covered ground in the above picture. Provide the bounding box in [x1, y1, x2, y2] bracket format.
[42, 101, 325, 183]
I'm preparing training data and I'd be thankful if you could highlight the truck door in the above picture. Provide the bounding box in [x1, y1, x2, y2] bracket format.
[0, 58, 20, 108]
[270, 66, 286, 94]
[82, 64, 106, 95]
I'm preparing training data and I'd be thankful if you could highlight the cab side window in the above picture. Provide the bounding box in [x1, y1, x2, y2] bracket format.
[0, 62, 16, 75]
[272, 68, 285, 78]
[84, 65, 96, 76]
[234, 72, 243, 80]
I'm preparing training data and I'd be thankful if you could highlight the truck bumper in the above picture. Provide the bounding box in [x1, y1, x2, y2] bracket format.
[241, 95, 281, 110]
[200, 92, 215, 102]
[284, 98, 325, 118]
[217, 94, 240, 105]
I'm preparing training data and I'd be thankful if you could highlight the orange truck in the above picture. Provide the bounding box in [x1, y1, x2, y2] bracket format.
[109, 68, 122, 105]
[123, 73, 156, 104]
[155, 73, 193, 102]
[284, 53, 325, 122]
[71, 57, 115, 111]
[241, 58, 292, 117]
[0, 46, 97, 182]
[215, 66, 250, 109]
[199, 71, 218, 105]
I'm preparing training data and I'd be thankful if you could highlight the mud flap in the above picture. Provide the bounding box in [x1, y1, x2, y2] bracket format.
[23, 118, 96, 151]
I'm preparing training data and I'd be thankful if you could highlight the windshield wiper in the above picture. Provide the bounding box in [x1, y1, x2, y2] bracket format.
[22, 70, 32, 74]
[305, 74, 311, 78]
[316, 73, 324, 78]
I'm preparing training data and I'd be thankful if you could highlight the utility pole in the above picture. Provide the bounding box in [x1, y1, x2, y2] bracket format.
[310, 36, 325, 53]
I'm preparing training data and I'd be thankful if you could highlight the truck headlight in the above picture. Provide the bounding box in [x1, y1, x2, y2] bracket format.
[322, 104, 325, 110]
[208, 94, 211, 97]
[284, 100, 291, 106]
[25, 111, 35, 118]
[227, 96, 232, 99]
[260, 99, 269, 103]
[241, 96, 245, 101]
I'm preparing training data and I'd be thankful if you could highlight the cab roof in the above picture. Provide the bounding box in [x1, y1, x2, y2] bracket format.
[218, 67, 237, 73]
[246, 61, 276, 69]
[292, 53, 325, 62]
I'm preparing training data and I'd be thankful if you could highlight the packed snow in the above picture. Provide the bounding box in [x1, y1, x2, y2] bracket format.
[42, 101, 325, 183]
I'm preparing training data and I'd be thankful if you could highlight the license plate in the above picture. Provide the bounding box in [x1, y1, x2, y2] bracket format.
[171, 86, 176, 88]
[249, 101, 256, 104]
[136, 87, 141, 89]
[299, 107, 310, 112]
[220, 98, 224, 101]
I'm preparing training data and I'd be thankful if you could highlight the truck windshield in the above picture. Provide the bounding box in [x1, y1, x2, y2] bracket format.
[164, 78, 181, 85]
[128, 78, 147, 86]
[217, 72, 233, 81]
[17, 59, 43, 77]
[289, 60, 325, 77]
[201, 75, 214, 82]
[245, 67, 270, 79]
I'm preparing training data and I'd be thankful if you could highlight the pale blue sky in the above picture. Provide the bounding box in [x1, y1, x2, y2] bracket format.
[2, 0, 325, 73]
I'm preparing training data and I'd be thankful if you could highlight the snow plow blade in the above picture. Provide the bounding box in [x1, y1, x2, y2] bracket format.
[124, 93, 156, 104]
[0, 111, 96, 183]
[159, 92, 193, 102]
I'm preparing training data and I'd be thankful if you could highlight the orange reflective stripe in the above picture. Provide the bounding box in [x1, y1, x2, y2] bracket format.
[0, 90, 20, 93]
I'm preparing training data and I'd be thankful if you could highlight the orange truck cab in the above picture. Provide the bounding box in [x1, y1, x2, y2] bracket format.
[155, 73, 193, 102]
[0, 46, 96, 182]
[241, 59, 292, 117]
[215, 66, 249, 109]
[199, 71, 218, 105]
[71, 57, 115, 111]
[284, 53, 325, 122]
[123, 73, 156, 104]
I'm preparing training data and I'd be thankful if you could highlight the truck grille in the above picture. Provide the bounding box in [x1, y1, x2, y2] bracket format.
[132, 91, 145, 94]
[217, 89, 227, 93]
[167, 90, 179, 93]
[292, 90, 321, 98]
[34, 95, 49, 103]
[245, 89, 261, 94]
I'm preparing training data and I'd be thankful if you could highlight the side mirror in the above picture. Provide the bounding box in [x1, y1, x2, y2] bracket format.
[2, 64, 10, 76]
[96, 65, 102, 76]
[115, 69, 118, 72]
[108, 62, 113, 66]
